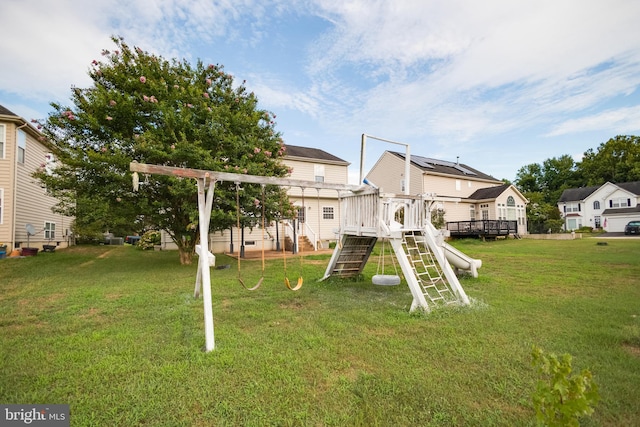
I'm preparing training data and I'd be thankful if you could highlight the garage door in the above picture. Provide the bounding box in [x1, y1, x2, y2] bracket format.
[606, 215, 640, 232]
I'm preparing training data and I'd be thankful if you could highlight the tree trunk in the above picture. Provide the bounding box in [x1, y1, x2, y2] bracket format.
[179, 248, 194, 265]
[176, 237, 196, 265]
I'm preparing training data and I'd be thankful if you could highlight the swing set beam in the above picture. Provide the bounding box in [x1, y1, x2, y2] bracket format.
[130, 162, 375, 194]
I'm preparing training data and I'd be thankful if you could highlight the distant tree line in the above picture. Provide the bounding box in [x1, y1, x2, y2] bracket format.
[513, 135, 640, 233]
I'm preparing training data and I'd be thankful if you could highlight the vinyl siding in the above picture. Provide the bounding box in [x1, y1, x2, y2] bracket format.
[423, 174, 487, 198]
[14, 128, 73, 248]
[365, 151, 422, 194]
[0, 122, 14, 244]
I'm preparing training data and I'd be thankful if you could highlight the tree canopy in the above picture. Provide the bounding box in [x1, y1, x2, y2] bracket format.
[579, 135, 640, 185]
[36, 36, 291, 264]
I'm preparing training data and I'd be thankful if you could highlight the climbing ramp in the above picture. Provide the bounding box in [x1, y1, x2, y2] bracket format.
[323, 235, 377, 278]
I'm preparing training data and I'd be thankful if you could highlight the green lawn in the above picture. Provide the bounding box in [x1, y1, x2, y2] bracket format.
[1, 238, 639, 426]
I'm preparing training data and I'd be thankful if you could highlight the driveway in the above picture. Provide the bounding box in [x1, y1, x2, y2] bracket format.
[594, 232, 640, 239]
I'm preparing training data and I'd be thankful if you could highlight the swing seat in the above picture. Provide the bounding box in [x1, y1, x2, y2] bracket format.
[285, 276, 303, 291]
[372, 274, 401, 286]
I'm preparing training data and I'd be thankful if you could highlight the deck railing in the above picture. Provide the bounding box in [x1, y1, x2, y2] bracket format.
[447, 220, 518, 236]
[342, 193, 433, 236]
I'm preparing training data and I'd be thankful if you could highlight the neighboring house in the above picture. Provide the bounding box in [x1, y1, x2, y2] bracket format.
[159, 144, 351, 253]
[365, 151, 528, 235]
[558, 181, 640, 232]
[0, 105, 75, 252]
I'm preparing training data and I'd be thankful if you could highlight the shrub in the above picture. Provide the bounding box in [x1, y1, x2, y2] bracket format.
[137, 230, 161, 250]
[531, 345, 599, 426]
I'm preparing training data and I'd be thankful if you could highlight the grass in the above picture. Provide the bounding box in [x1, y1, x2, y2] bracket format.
[1, 238, 639, 426]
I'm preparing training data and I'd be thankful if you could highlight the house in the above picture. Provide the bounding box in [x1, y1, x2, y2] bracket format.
[0, 105, 75, 253]
[558, 181, 640, 232]
[159, 144, 351, 253]
[365, 151, 528, 236]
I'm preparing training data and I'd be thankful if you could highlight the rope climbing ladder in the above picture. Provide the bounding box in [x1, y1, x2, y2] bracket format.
[400, 230, 457, 305]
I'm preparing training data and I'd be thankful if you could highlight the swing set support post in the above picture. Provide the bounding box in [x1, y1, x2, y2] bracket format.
[196, 176, 216, 352]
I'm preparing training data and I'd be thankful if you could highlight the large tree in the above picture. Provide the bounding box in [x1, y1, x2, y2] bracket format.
[515, 155, 580, 204]
[36, 36, 290, 264]
[578, 135, 640, 185]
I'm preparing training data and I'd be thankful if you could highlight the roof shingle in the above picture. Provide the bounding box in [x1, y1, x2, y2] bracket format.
[285, 144, 348, 164]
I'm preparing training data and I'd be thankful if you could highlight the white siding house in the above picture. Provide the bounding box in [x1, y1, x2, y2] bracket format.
[0, 105, 75, 253]
[366, 151, 528, 235]
[558, 181, 640, 232]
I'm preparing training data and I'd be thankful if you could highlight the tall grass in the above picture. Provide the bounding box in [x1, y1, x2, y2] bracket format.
[1, 238, 639, 426]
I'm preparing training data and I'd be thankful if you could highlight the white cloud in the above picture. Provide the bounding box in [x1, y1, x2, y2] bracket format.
[546, 106, 640, 136]
[299, 0, 640, 144]
[0, 1, 112, 102]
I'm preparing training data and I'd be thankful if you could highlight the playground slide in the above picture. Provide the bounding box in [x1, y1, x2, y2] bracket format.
[443, 242, 482, 278]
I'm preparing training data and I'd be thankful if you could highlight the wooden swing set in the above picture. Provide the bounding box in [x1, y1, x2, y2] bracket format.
[130, 161, 371, 351]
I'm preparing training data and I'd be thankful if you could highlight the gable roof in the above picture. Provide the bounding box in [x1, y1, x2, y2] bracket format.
[558, 185, 600, 202]
[284, 144, 349, 165]
[559, 181, 640, 203]
[468, 183, 511, 200]
[390, 151, 500, 182]
[617, 181, 640, 195]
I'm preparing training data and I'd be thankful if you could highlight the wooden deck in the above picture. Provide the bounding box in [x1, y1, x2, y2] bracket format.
[447, 220, 518, 238]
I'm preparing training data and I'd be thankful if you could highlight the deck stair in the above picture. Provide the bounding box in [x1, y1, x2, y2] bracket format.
[285, 235, 315, 253]
[323, 235, 377, 278]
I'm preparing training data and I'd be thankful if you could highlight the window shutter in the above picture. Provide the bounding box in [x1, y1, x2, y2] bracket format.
[609, 200, 612, 208]
[563, 205, 566, 213]
[578, 204, 581, 212]
[628, 198, 631, 206]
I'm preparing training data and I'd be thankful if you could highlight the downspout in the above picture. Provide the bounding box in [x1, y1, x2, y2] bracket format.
[12, 122, 28, 250]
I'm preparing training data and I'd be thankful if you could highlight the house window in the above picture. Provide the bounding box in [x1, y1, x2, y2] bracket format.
[44, 222, 56, 240]
[593, 201, 600, 210]
[594, 216, 601, 228]
[565, 203, 580, 213]
[0, 188, 3, 224]
[469, 205, 476, 221]
[610, 198, 630, 208]
[0, 124, 5, 159]
[482, 209, 489, 220]
[322, 206, 334, 220]
[314, 164, 325, 183]
[17, 130, 26, 164]
[566, 218, 582, 230]
[455, 179, 461, 191]
[507, 196, 515, 207]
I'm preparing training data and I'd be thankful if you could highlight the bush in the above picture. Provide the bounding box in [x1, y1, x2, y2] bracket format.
[137, 231, 161, 250]
[531, 345, 599, 426]
[577, 226, 594, 233]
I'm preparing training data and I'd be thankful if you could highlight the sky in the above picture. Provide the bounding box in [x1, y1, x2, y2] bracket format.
[2, 0, 640, 184]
